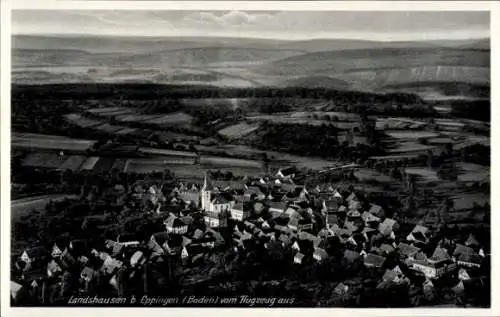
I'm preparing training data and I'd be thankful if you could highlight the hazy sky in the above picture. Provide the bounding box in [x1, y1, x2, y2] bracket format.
[12, 10, 490, 41]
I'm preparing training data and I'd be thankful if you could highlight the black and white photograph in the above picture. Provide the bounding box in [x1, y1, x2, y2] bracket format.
[4, 3, 493, 311]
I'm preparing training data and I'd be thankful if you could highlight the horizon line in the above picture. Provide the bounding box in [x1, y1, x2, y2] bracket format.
[12, 33, 491, 43]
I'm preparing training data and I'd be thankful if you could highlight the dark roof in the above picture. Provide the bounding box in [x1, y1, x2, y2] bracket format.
[465, 234, 480, 247]
[69, 239, 88, 255]
[397, 243, 420, 257]
[453, 244, 482, 264]
[379, 218, 397, 235]
[211, 194, 231, 204]
[344, 249, 361, 262]
[151, 232, 169, 246]
[412, 225, 429, 235]
[364, 253, 386, 267]
[278, 166, 298, 177]
[368, 204, 384, 216]
[268, 201, 287, 211]
[430, 247, 451, 262]
[314, 247, 329, 259]
[81, 266, 97, 279]
[25, 246, 47, 259]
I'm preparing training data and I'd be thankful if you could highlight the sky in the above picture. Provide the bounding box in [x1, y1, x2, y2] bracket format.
[12, 10, 490, 41]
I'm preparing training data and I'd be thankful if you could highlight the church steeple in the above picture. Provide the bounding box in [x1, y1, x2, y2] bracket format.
[202, 173, 213, 191]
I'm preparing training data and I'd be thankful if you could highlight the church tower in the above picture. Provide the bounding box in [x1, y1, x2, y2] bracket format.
[201, 174, 213, 212]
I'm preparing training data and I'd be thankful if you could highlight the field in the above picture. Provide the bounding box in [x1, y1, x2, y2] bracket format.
[79, 157, 100, 170]
[246, 114, 360, 129]
[13, 132, 96, 152]
[218, 122, 260, 139]
[56, 155, 87, 171]
[385, 131, 439, 139]
[64, 113, 102, 128]
[456, 162, 490, 183]
[144, 112, 194, 126]
[405, 167, 440, 182]
[138, 147, 198, 158]
[22, 153, 65, 169]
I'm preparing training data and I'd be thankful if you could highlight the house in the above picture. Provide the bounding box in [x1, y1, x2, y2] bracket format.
[101, 257, 123, 276]
[334, 283, 349, 296]
[105, 240, 124, 258]
[268, 201, 286, 214]
[164, 235, 184, 255]
[346, 192, 359, 203]
[68, 239, 88, 256]
[313, 247, 329, 262]
[428, 247, 451, 264]
[361, 211, 380, 227]
[11, 281, 24, 303]
[276, 166, 297, 180]
[46, 259, 63, 278]
[20, 246, 47, 264]
[204, 210, 229, 228]
[373, 243, 395, 256]
[364, 253, 386, 268]
[458, 268, 471, 281]
[288, 216, 313, 232]
[465, 234, 480, 248]
[244, 186, 266, 201]
[231, 203, 251, 221]
[298, 231, 321, 248]
[164, 215, 188, 235]
[382, 266, 406, 284]
[117, 234, 141, 247]
[368, 204, 385, 218]
[406, 225, 430, 245]
[410, 255, 456, 280]
[343, 249, 361, 263]
[148, 232, 169, 255]
[130, 251, 147, 268]
[80, 266, 97, 283]
[294, 252, 305, 264]
[325, 213, 341, 229]
[453, 244, 482, 268]
[347, 209, 361, 219]
[397, 243, 421, 259]
[378, 218, 398, 237]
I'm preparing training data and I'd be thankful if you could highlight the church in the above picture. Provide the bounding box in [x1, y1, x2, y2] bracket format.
[201, 174, 234, 228]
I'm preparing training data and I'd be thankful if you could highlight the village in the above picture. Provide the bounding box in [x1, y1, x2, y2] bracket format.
[11, 163, 489, 307]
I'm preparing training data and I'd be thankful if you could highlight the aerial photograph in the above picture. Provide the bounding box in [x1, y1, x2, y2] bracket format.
[10, 10, 490, 307]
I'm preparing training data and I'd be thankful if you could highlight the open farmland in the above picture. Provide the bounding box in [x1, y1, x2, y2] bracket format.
[56, 155, 87, 171]
[290, 111, 361, 121]
[64, 113, 102, 128]
[354, 168, 393, 183]
[405, 167, 440, 182]
[94, 123, 125, 133]
[218, 122, 260, 139]
[139, 147, 198, 158]
[385, 141, 440, 154]
[12, 133, 96, 152]
[200, 156, 263, 169]
[385, 130, 439, 139]
[246, 114, 360, 129]
[144, 112, 194, 126]
[456, 162, 490, 183]
[86, 106, 124, 114]
[79, 157, 100, 170]
[22, 152, 65, 169]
